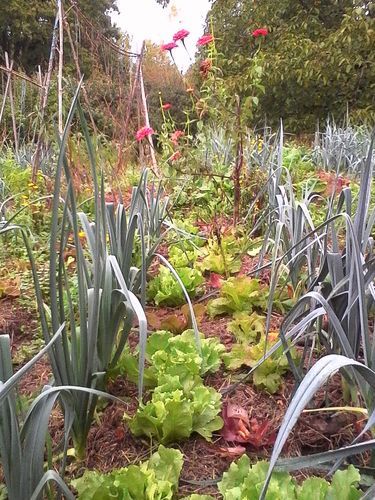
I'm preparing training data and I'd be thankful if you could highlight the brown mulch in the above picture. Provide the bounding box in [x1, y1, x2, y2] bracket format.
[0, 298, 37, 351]
[2, 265, 371, 497]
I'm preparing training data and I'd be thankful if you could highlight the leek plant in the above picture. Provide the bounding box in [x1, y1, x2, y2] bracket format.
[0, 329, 74, 500]
[0, 329, 128, 499]
[313, 120, 373, 175]
[47, 95, 169, 457]
[253, 139, 375, 497]
[1, 87, 168, 458]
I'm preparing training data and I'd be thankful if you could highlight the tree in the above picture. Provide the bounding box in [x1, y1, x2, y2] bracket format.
[0, 0, 119, 73]
[202, 0, 375, 130]
[142, 41, 191, 134]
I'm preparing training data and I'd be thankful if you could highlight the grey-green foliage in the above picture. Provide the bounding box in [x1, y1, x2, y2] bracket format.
[279, 137, 375, 379]
[47, 94, 168, 455]
[313, 120, 374, 175]
[259, 355, 374, 499]
[0, 86, 168, 458]
[0, 331, 74, 500]
[256, 140, 375, 498]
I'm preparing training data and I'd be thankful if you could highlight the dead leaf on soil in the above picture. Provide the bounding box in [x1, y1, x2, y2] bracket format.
[217, 445, 246, 457]
[208, 272, 223, 289]
[0, 277, 21, 299]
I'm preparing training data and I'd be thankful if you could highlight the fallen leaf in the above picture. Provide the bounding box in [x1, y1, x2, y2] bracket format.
[114, 426, 125, 441]
[160, 315, 187, 334]
[0, 278, 21, 299]
[181, 303, 206, 326]
[208, 273, 223, 289]
[146, 311, 161, 330]
[217, 445, 246, 457]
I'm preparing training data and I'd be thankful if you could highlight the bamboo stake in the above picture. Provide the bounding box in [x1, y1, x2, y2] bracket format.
[5, 53, 19, 159]
[58, 0, 64, 137]
[116, 42, 145, 174]
[32, 7, 59, 181]
[0, 65, 44, 89]
[0, 60, 14, 126]
[139, 64, 159, 176]
[64, 11, 97, 133]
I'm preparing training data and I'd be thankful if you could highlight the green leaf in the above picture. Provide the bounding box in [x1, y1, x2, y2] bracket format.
[297, 477, 329, 500]
[326, 465, 361, 500]
[72, 445, 182, 499]
[148, 266, 204, 306]
[228, 312, 265, 344]
[147, 444, 183, 487]
[191, 385, 223, 440]
[207, 277, 267, 317]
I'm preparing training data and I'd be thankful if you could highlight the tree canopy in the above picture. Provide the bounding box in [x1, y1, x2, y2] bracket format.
[142, 41, 190, 133]
[0, 0, 119, 72]
[199, 0, 375, 130]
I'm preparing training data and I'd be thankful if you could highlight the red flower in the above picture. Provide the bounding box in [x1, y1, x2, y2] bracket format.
[252, 28, 268, 38]
[197, 34, 214, 46]
[162, 103, 172, 110]
[136, 126, 154, 142]
[170, 151, 182, 162]
[173, 29, 190, 42]
[161, 42, 178, 51]
[171, 130, 184, 145]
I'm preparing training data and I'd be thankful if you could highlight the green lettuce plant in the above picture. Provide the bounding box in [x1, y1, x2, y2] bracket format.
[111, 329, 225, 388]
[218, 456, 361, 500]
[126, 330, 224, 444]
[224, 314, 297, 393]
[169, 245, 199, 268]
[128, 375, 222, 444]
[199, 234, 242, 276]
[72, 445, 183, 499]
[148, 265, 204, 306]
[207, 276, 268, 317]
[228, 312, 265, 344]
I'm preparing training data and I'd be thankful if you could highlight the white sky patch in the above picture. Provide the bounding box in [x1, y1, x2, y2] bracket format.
[111, 0, 211, 71]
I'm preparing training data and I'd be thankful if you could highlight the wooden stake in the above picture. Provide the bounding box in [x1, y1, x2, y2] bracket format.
[5, 53, 19, 159]
[32, 7, 59, 181]
[139, 64, 159, 176]
[0, 59, 14, 126]
[58, 0, 64, 137]
[116, 42, 145, 174]
[64, 11, 97, 133]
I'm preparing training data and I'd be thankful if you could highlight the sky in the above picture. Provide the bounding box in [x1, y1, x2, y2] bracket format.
[111, 0, 211, 71]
